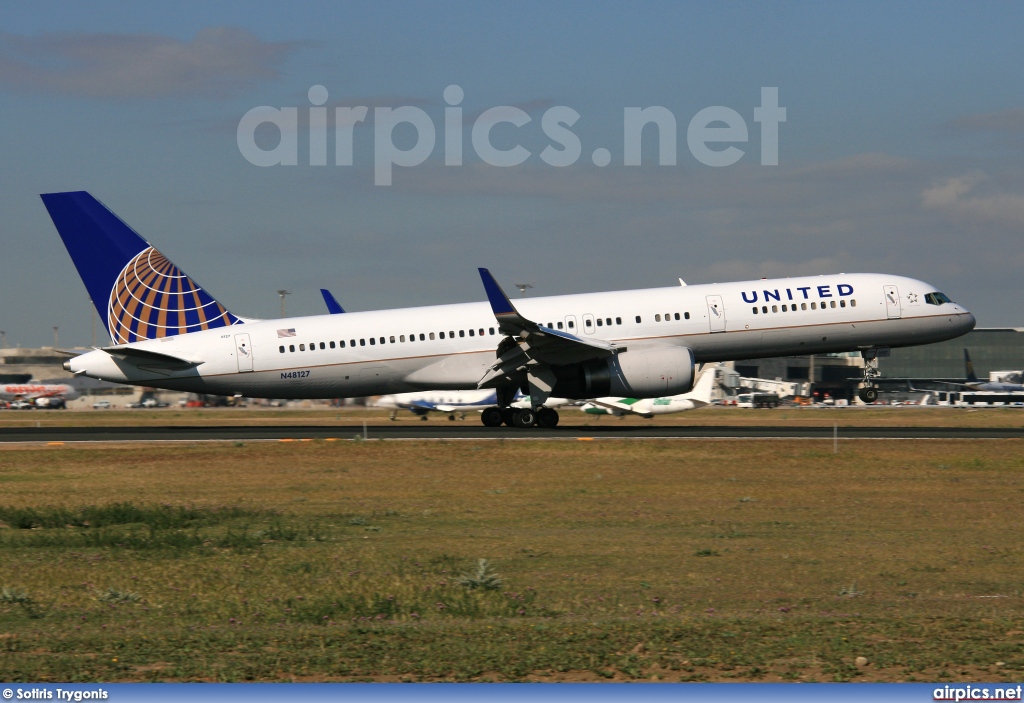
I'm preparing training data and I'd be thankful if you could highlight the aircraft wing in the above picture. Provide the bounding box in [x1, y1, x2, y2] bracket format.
[478, 268, 621, 365]
[586, 397, 652, 418]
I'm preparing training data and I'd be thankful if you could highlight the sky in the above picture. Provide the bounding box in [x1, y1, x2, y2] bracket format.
[1, 1, 1022, 347]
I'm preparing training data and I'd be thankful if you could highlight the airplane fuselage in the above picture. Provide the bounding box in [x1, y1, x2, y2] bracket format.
[67, 273, 975, 399]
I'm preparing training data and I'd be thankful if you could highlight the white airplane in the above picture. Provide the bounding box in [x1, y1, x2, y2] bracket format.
[580, 365, 718, 417]
[0, 381, 80, 409]
[374, 389, 568, 420]
[42, 191, 976, 429]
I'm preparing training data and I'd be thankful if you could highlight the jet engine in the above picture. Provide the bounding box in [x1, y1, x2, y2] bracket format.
[549, 345, 695, 399]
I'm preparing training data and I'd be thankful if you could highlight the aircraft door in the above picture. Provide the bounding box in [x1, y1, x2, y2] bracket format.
[564, 315, 578, 334]
[705, 295, 726, 333]
[582, 313, 596, 335]
[234, 333, 254, 372]
[883, 285, 901, 319]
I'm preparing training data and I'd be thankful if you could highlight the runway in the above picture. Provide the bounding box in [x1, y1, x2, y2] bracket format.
[0, 424, 1020, 443]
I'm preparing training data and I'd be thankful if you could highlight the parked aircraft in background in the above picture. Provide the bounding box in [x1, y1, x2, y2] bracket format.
[963, 350, 1024, 392]
[43, 191, 976, 429]
[580, 365, 718, 417]
[0, 381, 80, 409]
[374, 390, 568, 420]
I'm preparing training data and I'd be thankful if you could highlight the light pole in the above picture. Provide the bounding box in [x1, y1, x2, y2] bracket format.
[53, 326, 59, 348]
[515, 283, 533, 297]
[0, 330, 5, 348]
[276, 290, 291, 318]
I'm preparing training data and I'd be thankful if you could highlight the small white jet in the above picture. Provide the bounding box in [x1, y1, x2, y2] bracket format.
[374, 389, 568, 420]
[580, 365, 718, 417]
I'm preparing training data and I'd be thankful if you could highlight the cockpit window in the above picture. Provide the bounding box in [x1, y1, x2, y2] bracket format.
[924, 292, 952, 306]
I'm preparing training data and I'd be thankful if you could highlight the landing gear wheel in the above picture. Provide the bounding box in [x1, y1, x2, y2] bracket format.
[512, 408, 537, 428]
[859, 387, 879, 403]
[481, 407, 503, 427]
[537, 407, 559, 429]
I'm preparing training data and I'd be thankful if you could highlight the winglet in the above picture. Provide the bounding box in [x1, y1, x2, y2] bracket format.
[478, 268, 517, 316]
[320, 288, 345, 314]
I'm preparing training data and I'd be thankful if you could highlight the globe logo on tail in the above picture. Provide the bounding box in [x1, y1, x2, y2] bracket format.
[108, 247, 240, 344]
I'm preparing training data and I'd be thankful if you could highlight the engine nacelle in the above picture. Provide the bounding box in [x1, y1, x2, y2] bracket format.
[550, 345, 695, 399]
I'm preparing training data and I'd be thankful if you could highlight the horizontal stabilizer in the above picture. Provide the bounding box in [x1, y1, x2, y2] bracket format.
[100, 346, 203, 368]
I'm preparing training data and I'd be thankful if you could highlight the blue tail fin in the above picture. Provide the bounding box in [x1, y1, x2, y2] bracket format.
[964, 349, 978, 382]
[40, 191, 241, 345]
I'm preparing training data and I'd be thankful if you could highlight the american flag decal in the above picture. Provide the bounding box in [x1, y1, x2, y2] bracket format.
[277, 328, 297, 338]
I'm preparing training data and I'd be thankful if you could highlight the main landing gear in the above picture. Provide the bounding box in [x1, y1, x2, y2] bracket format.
[857, 349, 882, 403]
[480, 406, 559, 429]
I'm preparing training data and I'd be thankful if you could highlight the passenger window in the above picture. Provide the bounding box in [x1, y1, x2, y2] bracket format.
[449, 331, 455, 338]
[782, 305, 787, 312]
[279, 345, 285, 353]
[596, 319, 603, 326]
[459, 330, 465, 337]
[489, 328, 495, 335]
[468, 329, 474, 337]
[299, 344, 305, 351]
[772, 305, 778, 313]
[851, 300, 857, 307]
[329, 341, 335, 349]
[635, 316, 641, 323]
[840, 300, 846, 308]
[400, 335, 405, 342]
[830, 300, 836, 308]
[665, 312, 670, 320]
[420, 333, 426, 341]
[762, 306, 767, 314]
[289, 345, 295, 352]
[320, 342, 326, 350]
[674, 313, 680, 320]
[801, 303, 807, 310]
[753, 307, 758, 314]
[568, 321, 575, 328]
[684, 312, 690, 320]
[360, 339, 366, 346]
[350, 340, 356, 347]
[810, 303, 816, 310]
[557, 322, 564, 329]
[389, 336, 395, 343]
[429, 332, 435, 340]
[370, 338, 375, 345]
[616, 317, 622, 324]
[655, 314, 661, 322]
[439, 332, 445, 339]
[340, 341, 346, 348]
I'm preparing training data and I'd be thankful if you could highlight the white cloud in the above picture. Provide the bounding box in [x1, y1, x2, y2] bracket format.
[0, 27, 299, 99]
[923, 172, 1024, 226]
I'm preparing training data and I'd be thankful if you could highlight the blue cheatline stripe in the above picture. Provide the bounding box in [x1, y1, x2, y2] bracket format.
[0, 683, 1010, 702]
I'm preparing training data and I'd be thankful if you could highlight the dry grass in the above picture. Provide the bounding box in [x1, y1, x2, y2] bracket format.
[1, 438, 1022, 681]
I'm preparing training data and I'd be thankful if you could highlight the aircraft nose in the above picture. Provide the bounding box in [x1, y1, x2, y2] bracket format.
[957, 312, 977, 335]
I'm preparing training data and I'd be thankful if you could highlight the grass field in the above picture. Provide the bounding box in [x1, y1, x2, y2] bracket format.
[2, 405, 1023, 428]
[1, 436, 1023, 682]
